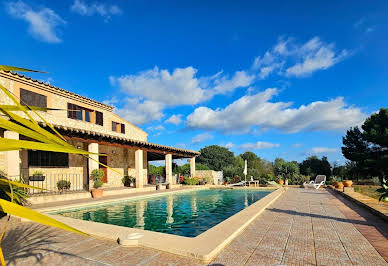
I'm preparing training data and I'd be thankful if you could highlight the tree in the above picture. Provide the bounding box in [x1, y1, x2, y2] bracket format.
[197, 145, 235, 171]
[341, 127, 370, 180]
[299, 156, 331, 178]
[332, 165, 346, 177]
[361, 108, 388, 180]
[342, 109, 388, 181]
[274, 158, 299, 181]
[274, 158, 286, 179]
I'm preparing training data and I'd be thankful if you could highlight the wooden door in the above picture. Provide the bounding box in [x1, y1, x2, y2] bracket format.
[99, 155, 108, 183]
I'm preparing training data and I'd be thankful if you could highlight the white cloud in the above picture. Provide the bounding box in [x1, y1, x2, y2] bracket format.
[186, 88, 366, 134]
[147, 125, 165, 131]
[311, 147, 337, 154]
[224, 142, 234, 149]
[6, 1, 65, 43]
[292, 143, 302, 148]
[165, 114, 182, 125]
[110, 67, 254, 124]
[241, 141, 280, 150]
[111, 66, 253, 107]
[252, 37, 348, 78]
[71, 0, 122, 20]
[111, 67, 208, 106]
[191, 133, 213, 144]
[114, 98, 164, 125]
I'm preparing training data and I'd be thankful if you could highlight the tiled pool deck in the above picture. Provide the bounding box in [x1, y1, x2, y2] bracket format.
[4, 187, 388, 265]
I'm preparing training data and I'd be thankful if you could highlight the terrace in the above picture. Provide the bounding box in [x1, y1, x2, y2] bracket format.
[3, 187, 388, 265]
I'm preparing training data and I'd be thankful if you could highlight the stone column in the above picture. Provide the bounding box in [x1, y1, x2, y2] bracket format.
[190, 156, 196, 177]
[135, 149, 143, 188]
[165, 153, 172, 185]
[88, 142, 99, 189]
[4, 131, 20, 180]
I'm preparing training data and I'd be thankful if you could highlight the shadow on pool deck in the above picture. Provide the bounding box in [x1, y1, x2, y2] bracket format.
[3, 222, 83, 265]
[267, 207, 373, 226]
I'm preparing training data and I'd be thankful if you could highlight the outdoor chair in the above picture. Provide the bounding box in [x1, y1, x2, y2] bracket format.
[226, 181, 246, 187]
[303, 175, 326, 189]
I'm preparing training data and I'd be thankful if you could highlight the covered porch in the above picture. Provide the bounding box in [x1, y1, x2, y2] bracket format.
[9, 125, 200, 194]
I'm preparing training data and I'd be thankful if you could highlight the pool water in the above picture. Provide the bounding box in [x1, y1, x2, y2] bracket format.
[52, 189, 272, 237]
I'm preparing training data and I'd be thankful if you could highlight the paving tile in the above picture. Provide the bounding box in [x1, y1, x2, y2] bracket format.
[4, 187, 388, 265]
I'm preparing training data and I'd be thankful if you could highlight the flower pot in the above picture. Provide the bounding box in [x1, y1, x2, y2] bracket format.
[29, 175, 45, 181]
[343, 180, 353, 187]
[277, 180, 284, 185]
[156, 184, 161, 190]
[332, 181, 338, 187]
[284, 179, 289, 186]
[335, 182, 344, 190]
[91, 189, 103, 198]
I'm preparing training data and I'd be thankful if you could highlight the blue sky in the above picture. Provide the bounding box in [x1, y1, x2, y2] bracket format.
[1, 0, 387, 165]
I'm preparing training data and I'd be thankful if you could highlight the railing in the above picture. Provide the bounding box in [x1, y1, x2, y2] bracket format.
[23, 173, 85, 195]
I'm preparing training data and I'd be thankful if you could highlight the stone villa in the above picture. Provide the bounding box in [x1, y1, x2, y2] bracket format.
[0, 71, 199, 192]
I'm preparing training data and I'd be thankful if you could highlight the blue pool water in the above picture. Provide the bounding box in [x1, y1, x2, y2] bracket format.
[52, 189, 272, 237]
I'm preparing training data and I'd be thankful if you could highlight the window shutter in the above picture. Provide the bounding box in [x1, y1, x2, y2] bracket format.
[121, 124, 125, 134]
[20, 88, 47, 108]
[95, 111, 103, 126]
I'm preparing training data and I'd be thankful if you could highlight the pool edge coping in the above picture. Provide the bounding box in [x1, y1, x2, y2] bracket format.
[34, 186, 286, 263]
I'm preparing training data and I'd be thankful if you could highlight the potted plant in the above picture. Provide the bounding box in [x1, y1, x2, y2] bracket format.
[343, 180, 353, 187]
[122, 175, 135, 187]
[376, 177, 388, 202]
[336, 181, 344, 190]
[90, 169, 104, 198]
[57, 180, 71, 193]
[29, 170, 45, 181]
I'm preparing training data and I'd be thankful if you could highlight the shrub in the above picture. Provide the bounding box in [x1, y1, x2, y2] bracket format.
[0, 178, 28, 205]
[33, 170, 43, 176]
[122, 175, 135, 187]
[229, 175, 241, 184]
[57, 180, 71, 191]
[203, 176, 212, 184]
[288, 174, 310, 185]
[183, 176, 199, 185]
[91, 169, 104, 189]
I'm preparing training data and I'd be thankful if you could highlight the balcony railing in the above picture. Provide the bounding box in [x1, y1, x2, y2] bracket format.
[22, 172, 85, 195]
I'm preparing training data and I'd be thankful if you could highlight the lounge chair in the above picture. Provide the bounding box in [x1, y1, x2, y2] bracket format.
[267, 181, 281, 187]
[226, 181, 246, 187]
[303, 175, 326, 189]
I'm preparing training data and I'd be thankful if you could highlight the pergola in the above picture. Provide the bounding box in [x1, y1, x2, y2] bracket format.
[51, 124, 200, 187]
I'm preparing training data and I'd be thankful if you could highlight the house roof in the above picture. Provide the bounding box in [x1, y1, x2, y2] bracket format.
[0, 71, 114, 111]
[50, 123, 200, 159]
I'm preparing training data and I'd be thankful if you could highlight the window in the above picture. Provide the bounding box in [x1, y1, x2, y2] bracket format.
[67, 103, 95, 123]
[20, 88, 47, 108]
[28, 150, 69, 167]
[85, 110, 91, 122]
[112, 121, 125, 134]
[67, 103, 81, 120]
[112, 121, 118, 132]
[95, 111, 103, 126]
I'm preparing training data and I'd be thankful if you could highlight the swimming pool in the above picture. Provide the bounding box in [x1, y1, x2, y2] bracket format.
[51, 188, 273, 237]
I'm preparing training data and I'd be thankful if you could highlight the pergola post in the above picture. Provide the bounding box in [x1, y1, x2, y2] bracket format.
[190, 156, 196, 177]
[4, 131, 20, 180]
[135, 149, 144, 188]
[88, 142, 99, 189]
[165, 153, 172, 186]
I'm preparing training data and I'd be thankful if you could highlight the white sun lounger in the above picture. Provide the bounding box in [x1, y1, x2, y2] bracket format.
[303, 175, 326, 189]
[227, 181, 247, 187]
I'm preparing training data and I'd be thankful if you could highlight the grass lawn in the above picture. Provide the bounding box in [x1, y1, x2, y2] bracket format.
[353, 185, 388, 204]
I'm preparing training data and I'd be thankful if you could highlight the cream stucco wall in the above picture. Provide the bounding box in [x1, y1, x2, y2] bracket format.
[0, 72, 148, 142]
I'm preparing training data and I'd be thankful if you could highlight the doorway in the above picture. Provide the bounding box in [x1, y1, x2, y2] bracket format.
[99, 154, 108, 183]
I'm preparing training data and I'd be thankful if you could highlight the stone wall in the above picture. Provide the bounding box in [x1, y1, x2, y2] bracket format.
[195, 170, 220, 185]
